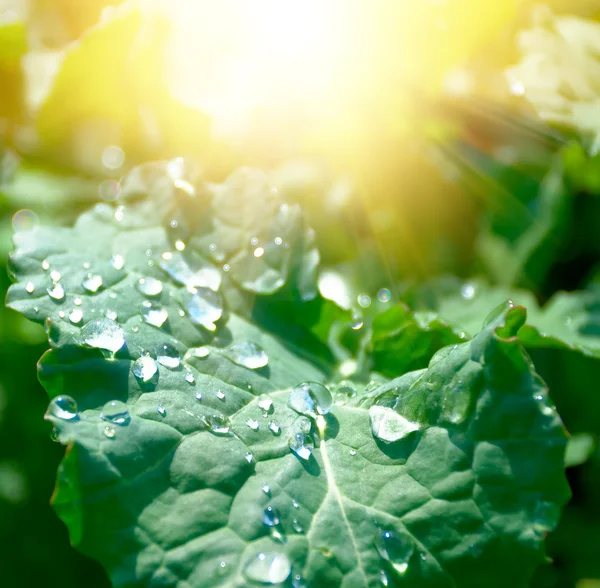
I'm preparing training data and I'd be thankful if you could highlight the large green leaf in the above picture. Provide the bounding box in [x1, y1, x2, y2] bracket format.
[7, 162, 569, 587]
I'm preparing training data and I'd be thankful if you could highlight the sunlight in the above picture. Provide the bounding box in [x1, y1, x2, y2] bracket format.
[166, 0, 355, 139]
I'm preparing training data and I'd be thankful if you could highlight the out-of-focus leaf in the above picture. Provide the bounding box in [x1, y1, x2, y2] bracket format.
[507, 9, 600, 146]
[0, 17, 27, 122]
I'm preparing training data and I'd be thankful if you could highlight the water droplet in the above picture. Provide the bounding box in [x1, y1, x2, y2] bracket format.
[351, 313, 363, 330]
[194, 392, 203, 401]
[46, 395, 78, 421]
[228, 341, 268, 369]
[292, 519, 304, 533]
[157, 344, 180, 369]
[208, 413, 231, 434]
[262, 483, 271, 494]
[103, 425, 116, 439]
[369, 406, 420, 443]
[243, 552, 291, 585]
[157, 405, 167, 417]
[25, 281, 34, 294]
[274, 237, 283, 245]
[42, 259, 50, 271]
[105, 310, 117, 321]
[141, 301, 169, 327]
[137, 277, 163, 297]
[74, 297, 82, 306]
[262, 506, 281, 527]
[223, 263, 230, 272]
[292, 499, 300, 509]
[209, 243, 217, 252]
[268, 421, 281, 435]
[83, 262, 91, 270]
[333, 380, 358, 405]
[192, 346, 210, 358]
[69, 309, 83, 324]
[81, 318, 125, 353]
[289, 382, 332, 418]
[110, 254, 125, 270]
[132, 356, 158, 383]
[58, 310, 65, 318]
[101, 400, 130, 425]
[288, 432, 314, 460]
[461, 283, 476, 300]
[375, 530, 415, 575]
[82, 273, 103, 293]
[175, 240, 186, 251]
[379, 570, 389, 586]
[184, 287, 223, 331]
[258, 394, 273, 413]
[292, 573, 306, 588]
[254, 247, 265, 258]
[246, 418, 260, 431]
[297, 417, 312, 434]
[50, 270, 61, 282]
[216, 390, 226, 400]
[185, 372, 195, 384]
[245, 452, 254, 463]
[377, 288, 391, 303]
[358, 293, 371, 308]
[47, 282, 65, 301]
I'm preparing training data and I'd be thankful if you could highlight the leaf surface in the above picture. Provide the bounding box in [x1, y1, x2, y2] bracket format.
[7, 162, 569, 587]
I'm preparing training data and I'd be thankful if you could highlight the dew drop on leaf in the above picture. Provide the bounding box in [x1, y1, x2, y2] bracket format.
[194, 392, 203, 401]
[333, 380, 358, 405]
[42, 259, 50, 271]
[461, 282, 476, 300]
[103, 425, 116, 439]
[262, 506, 281, 527]
[208, 413, 231, 435]
[157, 344, 180, 369]
[74, 297, 82, 306]
[268, 420, 281, 435]
[156, 405, 166, 417]
[216, 390, 226, 400]
[100, 400, 130, 425]
[375, 530, 415, 575]
[192, 346, 210, 358]
[110, 254, 125, 270]
[358, 293, 371, 308]
[292, 519, 304, 533]
[245, 452, 254, 463]
[47, 282, 65, 301]
[228, 341, 268, 369]
[261, 483, 271, 495]
[289, 382, 332, 418]
[82, 273, 103, 293]
[50, 270, 61, 282]
[369, 406, 420, 443]
[184, 372, 195, 384]
[288, 432, 314, 460]
[81, 318, 125, 353]
[69, 309, 83, 324]
[243, 552, 291, 585]
[132, 356, 158, 383]
[46, 395, 78, 421]
[25, 281, 34, 294]
[141, 301, 169, 327]
[246, 418, 260, 431]
[258, 394, 273, 413]
[136, 277, 163, 297]
[184, 287, 223, 331]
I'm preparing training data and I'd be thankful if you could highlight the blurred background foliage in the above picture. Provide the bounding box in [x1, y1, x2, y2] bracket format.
[1, 0, 600, 586]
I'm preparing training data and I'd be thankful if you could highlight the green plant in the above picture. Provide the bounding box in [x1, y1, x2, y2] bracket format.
[5, 161, 574, 587]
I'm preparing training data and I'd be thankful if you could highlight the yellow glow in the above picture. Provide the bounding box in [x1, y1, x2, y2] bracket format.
[167, 0, 353, 139]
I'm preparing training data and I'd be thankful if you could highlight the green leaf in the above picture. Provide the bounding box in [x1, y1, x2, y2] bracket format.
[401, 278, 600, 359]
[7, 162, 569, 587]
